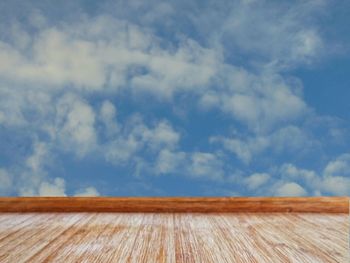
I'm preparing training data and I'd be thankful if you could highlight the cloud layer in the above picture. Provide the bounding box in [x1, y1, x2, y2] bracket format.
[0, 0, 349, 196]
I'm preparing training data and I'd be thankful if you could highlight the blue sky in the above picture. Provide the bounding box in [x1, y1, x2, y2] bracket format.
[0, 0, 349, 196]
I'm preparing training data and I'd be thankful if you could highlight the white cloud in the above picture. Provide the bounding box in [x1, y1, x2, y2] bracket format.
[0, 15, 218, 98]
[100, 100, 117, 121]
[144, 121, 180, 150]
[323, 154, 350, 177]
[154, 149, 186, 175]
[0, 85, 53, 128]
[6, 139, 101, 197]
[211, 125, 312, 163]
[213, 1, 324, 67]
[103, 115, 180, 165]
[38, 177, 66, 197]
[25, 142, 48, 173]
[153, 149, 225, 181]
[321, 154, 350, 195]
[104, 136, 140, 164]
[74, 186, 100, 197]
[13, 141, 53, 196]
[17, 141, 50, 196]
[188, 152, 224, 180]
[245, 173, 270, 190]
[272, 157, 350, 196]
[100, 100, 119, 136]
[275, 182, 307, 197]
[279, 163, 317, 182]
[202, 71, 307, 131]
[194, 1, 324, 131]
[320, 176, 350, 196]
[0, 28, 105, 90]
[130, 39, 218, 99]
[211, 135, 268, 164]
[55, 94, 97, 157]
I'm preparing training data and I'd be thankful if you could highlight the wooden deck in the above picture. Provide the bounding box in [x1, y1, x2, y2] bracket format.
[0, 197, 348, 262]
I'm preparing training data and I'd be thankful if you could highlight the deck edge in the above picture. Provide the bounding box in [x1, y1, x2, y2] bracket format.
[0, 197, 348, 213]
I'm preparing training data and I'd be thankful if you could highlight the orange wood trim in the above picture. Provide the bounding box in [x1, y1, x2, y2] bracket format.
[0, 197, 348, 213]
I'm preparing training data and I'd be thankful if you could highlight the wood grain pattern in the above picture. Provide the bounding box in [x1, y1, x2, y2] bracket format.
[0, 212, 348, 262]
[0, 197, 348, 213]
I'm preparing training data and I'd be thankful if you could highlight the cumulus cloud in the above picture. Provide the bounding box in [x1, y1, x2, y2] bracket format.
[100, 114, 225, 182]
[103, 114, 181, 165]
[211, 135, 267, 164]
[321, 154, 350, 195]
[200, 70, 308, 132]
[25, 142, 48, 173]
[279, 163, 317, 183]
[55, 94, 97, 157]
[17, 141, 50, 196]
[244, 173, 270, 190]
[0, 15, 218, 98]
[323, 154, 350, 177]
[203, 0, 325, 68]
[100, 100, 117, 122]
[38, 177, 66, 197]
[100, 100, 119, 136]
[154, 149, 225, 181]
[0, 85, 53, 128]
[211, 125, 313, 163]
[5, 140, 100, 196]
[268, 157, 350, 196]
[144, 121, 180, 150]
[189, 152, 224, 180]
[321, 176, 350, 196]
[74, 187, 100, 197]
[39, 178, 100, 197]
[130, 39, 218, 99]
[275, 182, 307, 197]
[104, 136, 140, 164]
[154, 149, 186, 175]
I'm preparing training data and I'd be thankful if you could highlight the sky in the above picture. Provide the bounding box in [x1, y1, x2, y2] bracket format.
[0, 0, 349, 197]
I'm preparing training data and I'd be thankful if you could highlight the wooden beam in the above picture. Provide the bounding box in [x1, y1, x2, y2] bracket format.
[0, 197, 348, 213]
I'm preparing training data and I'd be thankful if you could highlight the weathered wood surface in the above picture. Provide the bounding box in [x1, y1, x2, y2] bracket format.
[0, 197, 348, 213]
[0, 212, 348, 262]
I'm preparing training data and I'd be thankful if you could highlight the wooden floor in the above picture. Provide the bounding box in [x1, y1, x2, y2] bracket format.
[0, 212, 348, 263]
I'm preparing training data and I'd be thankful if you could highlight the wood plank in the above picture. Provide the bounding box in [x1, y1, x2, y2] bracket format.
[0, 197, 348, 213]
[0, 212, 347, 262]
